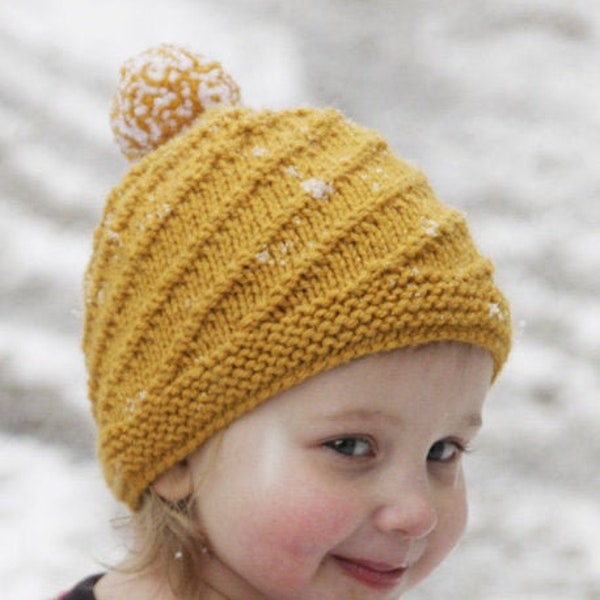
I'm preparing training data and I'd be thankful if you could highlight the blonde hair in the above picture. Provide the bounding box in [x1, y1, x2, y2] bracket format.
[115, 432, 225, 597]
[116, 488, 206, 597]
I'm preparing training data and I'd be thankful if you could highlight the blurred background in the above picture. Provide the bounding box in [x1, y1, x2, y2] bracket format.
[1, 0, 599, 598]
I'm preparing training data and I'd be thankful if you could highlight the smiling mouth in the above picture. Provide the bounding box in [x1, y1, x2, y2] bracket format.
[333, 555, 407, 590]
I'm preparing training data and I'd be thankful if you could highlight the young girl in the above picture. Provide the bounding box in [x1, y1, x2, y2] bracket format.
[56, 44, 511, 600]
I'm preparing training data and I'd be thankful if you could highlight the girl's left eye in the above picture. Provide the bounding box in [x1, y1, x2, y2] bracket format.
[325, 436, 375, 458]
[427, 440, 466, 463]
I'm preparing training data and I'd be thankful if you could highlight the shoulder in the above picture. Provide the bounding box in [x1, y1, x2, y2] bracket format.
[52, 574, 104, 600]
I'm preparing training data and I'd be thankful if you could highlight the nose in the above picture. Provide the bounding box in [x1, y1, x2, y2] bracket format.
[372, 478, 438, 539]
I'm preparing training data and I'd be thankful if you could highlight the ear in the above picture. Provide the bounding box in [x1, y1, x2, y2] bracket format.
[151, 459, 193, 502]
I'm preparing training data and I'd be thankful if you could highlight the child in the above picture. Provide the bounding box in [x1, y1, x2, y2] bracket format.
[56, 44, 511, 600]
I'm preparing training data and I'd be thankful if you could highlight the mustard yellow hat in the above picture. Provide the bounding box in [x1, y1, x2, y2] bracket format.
[83, 45, 511, 509]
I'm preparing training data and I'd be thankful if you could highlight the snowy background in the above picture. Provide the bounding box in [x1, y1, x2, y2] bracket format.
[1, 0, 599, 598]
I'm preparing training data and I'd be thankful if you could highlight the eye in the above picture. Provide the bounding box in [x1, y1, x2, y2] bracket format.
[427, 440, 467, 463]
[324, 436, 375, 458]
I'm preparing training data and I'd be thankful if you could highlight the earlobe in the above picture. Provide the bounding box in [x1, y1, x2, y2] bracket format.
[151, 459, 193, 502]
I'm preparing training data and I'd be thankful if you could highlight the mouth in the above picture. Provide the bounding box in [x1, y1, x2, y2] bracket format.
[332, 555, 408, 590]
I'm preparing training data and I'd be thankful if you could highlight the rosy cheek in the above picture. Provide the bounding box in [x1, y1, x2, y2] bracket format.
[225, 436, 358, 561]
[214, 487, 356, 596]
[255, 488, 356, 561]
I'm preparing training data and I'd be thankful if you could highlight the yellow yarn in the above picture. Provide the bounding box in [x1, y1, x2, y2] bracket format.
[84, 47, 511, 510]
[110, 44, 241, 160]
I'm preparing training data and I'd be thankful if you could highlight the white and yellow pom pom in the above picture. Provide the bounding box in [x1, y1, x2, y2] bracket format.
[110, 44, 241, 160]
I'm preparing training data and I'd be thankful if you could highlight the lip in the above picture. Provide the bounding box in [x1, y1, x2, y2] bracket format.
[333, 555, 407, 590]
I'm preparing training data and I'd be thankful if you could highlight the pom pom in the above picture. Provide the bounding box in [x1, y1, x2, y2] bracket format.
[110, 44, 241, 160]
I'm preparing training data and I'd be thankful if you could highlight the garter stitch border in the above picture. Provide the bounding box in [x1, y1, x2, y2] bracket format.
[83, 105, 511, 510]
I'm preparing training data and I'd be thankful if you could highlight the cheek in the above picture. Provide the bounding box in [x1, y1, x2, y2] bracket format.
[444, 472, 470, 545]
[213, 431, 358, 559]
[437, 489, 469, 554]
[249, 484, 356, 560]
[409, 476, 469, 589]
[198, 450, 361, 591]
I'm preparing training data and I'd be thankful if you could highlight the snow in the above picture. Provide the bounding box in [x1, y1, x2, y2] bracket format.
[1, 0, 599, 598]
[252, 146, 267, 157]
[256, 247, 271, 264]
[284, 164, 301, 178]
[300, 178, 335, 201]
[420, 217, 439, 237]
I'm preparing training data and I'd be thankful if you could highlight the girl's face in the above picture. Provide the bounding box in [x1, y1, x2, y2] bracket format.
[188, 343, 493, 600]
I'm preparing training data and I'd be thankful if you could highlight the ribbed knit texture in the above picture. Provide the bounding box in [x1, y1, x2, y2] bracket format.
[83, 105, 511, 510]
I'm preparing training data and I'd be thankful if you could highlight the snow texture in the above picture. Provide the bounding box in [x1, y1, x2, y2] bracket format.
[1, 0, 599, 598]
[301, 178, 335, 200]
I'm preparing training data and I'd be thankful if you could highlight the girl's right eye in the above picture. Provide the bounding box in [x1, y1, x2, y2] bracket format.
[324, 436, 375, 458]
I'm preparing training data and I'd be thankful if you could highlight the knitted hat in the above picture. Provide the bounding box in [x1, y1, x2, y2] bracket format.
[83, 44, 511, 510]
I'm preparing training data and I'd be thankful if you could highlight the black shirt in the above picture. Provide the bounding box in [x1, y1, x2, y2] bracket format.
[55, 574, 103, 600]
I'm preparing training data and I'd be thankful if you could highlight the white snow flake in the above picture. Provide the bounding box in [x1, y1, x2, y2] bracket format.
[124, 390, 148, 414]
[105, 229, 121, 245]
[421, 217, 439, 237]
[301, 178, 334, 201]
[256, 247, 271, 263]
[489, 302, 505, 321]
[280, 240, 294, 254]
[284, 165, 301, 178]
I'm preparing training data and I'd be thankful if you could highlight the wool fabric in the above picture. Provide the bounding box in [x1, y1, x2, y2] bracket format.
[83, 46, 511, 510]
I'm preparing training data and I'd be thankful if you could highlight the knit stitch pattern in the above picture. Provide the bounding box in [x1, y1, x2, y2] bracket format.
[83, 105, 511, 510]
[110, 44, 241, 160]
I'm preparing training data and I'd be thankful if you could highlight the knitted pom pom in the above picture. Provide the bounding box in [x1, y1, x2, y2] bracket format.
[110, 44, 241, 160]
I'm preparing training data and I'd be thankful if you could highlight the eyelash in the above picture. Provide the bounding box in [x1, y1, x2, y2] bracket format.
[427, 439, 471, 463]
[323, 436, 472, 464]
[324, 435, 376, 459]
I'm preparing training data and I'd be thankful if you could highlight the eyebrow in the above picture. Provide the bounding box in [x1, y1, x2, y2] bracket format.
[318, 409, 482, 430]
[458, 413, 483, 429]
[318, 408, 403, 425]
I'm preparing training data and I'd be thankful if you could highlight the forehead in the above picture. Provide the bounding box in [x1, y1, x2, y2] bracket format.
[259, 342, 492, 423]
